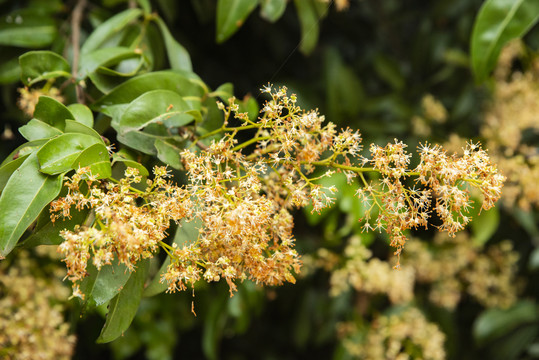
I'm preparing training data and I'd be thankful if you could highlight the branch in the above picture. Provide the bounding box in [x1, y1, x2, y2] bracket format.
[71, 0, 87, 104]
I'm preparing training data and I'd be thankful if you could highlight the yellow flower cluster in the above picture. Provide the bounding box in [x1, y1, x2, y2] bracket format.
[51, 166, 192, 297]
[0, 250, 75, 360]
[51, 86, 504, 299]
[482, 45, 539, 210]
[17, 86, 65, 117]
[321, 233, 519, 310]
[412, 94, 448, 137]
[446, 40, 539, 210]
[359, 140, 504, 265]
[405, 233, 519, 309]
[165, 141, 301, 295]
[338, 308, 446, 360]
[329, 236, 414, 304]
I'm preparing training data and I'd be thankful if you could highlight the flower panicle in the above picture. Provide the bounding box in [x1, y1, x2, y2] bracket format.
[52, 86, 505, 300]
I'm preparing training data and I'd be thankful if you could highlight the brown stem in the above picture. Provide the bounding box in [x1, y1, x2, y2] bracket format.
[71, 0, 87, 104]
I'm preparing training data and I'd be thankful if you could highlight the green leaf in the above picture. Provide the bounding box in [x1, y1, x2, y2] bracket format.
[37, 133, 102, 175]
[67, 104, 94, 128]
[154, 16, 192, 71]
[96, 258, 149, 343]
[137, 0, 151, 14]
[19, 51, 71, 86]
[0, 152, 63, 257]
[117, 131, 164, 155]
[33, 96, 74, 131]
[203, 294, 228, 360]
[293, 0, 320, 55]
[71, 143, 112, 179]
[0, 57, 21, 84]
[64, 120, 103, 142]
[237, 96, 259, 121]
[116, 90, 195, 134]
[112, 153, 149, 177]
[143, 219, 200, 297]
[154, 139, 183, 169]
[324, 47, 364, 123]
[471, 0, 539, 83]
[19, 119, 63, 141]
[210, 82, 234, 101]
[260, 0, 287, 22]
[373, 53, 405, 91]
[81, 9, 143, 55]
[88, 72, 130, 94]
[93, 71, 205, 109]
[0, 14, 56, 48]
[78, 47, 142, 79]
[0, 154, 29, 193]
[471, 206, 500, 246]
[0, 139, 47, 167]
[95, 57, 148, 77]
[80, 259, 132, 308]
[216, 0, 259, 43]
[474, 300, 539, 346]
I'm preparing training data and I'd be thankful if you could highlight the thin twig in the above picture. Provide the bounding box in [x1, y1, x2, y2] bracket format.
[71, 0, 87, 104]
[178, 127, 209, 151]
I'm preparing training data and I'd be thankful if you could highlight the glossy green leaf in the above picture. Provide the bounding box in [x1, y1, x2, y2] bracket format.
[71, 143, 112, 179]
[88, 72, 129, 94]
[19, 119, 63, 141]
[93, 71, 205, 110]
[0, 152, 63, 257]
[19, 50, 71, 86]
[0, 154, 29, 193]
[471, 0, 539, 83]
[96, 258, 149, 343]
[116, 90, 195, 134]
[216, 0, 259, 43]
[154, 139, 182, 169]
[37, 133, 102, 175]
[64, 120, 103, 142]
[210, 82, 234, 101]
[33, 96, 74, 131]
[0, 57, 21, 84]
[260, 0, 287, 22]
[81, 9, 143, 55]
[0, 14, 56, 48]
[96, 57, 147, 77]
[474, 300, 539, 346]
[198, 98, 226, 135]
[117, 131, 164, 155]
[78, 47, 142, 79]
[143, 219, 200, 297]
[80, 259, 132, 308]
[471, 206, 500, 246]
[0, 139, 47, 167]
[67, 104, 94, 128]
[154, 16, 192, 71]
